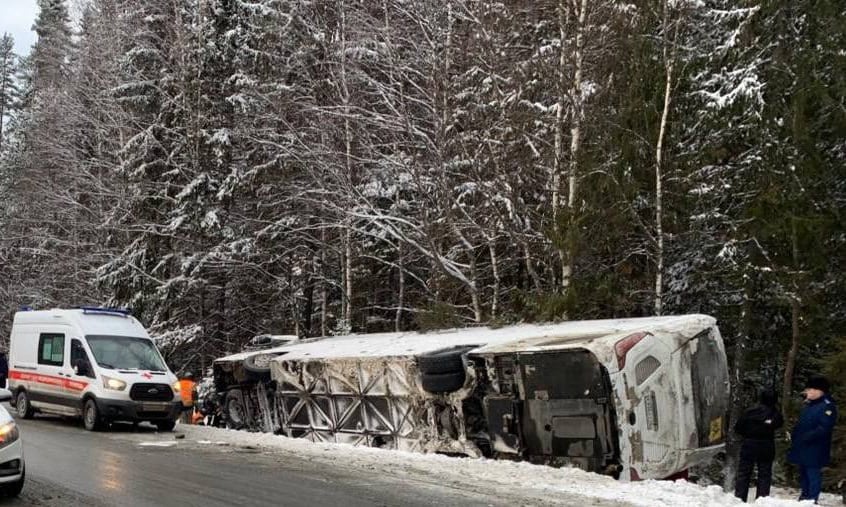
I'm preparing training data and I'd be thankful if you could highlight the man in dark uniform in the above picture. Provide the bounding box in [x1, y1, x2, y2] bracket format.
[734, 388, 784, 501]
[788, 374, 838, 503]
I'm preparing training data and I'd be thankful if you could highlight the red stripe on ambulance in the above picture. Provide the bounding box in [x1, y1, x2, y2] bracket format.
[9, 370, 89, 391]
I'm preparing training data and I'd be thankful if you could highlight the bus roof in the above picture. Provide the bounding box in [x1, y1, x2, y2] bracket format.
[216, 314, 716, 364]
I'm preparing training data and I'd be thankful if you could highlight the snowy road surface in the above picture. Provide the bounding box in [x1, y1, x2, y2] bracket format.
[3, 412, 836, 507]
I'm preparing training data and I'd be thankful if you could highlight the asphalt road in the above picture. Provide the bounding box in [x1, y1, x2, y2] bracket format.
[1, 413, 515, 507]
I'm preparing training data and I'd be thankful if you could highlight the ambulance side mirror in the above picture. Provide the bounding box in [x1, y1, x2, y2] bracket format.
[73, 359, 93, 378]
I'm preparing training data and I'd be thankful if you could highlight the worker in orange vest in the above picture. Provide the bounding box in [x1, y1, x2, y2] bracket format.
[178, 372, 197, 424]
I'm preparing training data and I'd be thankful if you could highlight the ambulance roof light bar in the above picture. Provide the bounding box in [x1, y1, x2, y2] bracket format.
[79, 306, 132, 317]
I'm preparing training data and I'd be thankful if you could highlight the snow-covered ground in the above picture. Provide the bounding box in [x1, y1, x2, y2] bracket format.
[129, 423, 840, 507]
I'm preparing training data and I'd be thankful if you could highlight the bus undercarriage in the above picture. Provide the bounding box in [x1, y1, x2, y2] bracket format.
[213, 347, 622, 476]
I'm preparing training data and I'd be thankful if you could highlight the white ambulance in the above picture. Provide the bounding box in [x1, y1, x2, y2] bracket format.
[8, 307, 181, 431]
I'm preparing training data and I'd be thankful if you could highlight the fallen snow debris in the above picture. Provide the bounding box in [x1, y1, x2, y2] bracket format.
[173, 425, 831, 507]
[196, 440, 229, 445]
[137, 441, 178, 448]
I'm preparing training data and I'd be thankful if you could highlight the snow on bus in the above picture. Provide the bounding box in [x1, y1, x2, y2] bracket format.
[211, 314, 729, 481]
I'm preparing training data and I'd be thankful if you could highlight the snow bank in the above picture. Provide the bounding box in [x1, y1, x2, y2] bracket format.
[173, 425, 824, 507]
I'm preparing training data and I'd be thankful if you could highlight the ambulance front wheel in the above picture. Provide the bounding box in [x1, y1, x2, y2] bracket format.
[83, 398, 106, 431]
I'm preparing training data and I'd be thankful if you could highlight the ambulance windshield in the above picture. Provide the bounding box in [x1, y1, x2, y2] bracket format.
[85, 335, 167, 372]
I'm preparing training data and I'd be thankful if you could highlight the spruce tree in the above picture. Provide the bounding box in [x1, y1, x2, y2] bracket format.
[0, 33, 18, 152]
[30, 0, 72, 92]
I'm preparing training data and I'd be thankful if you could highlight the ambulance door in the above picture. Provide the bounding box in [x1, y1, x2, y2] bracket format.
[67, 339, 96, 410]
[33, 330, 73, 412]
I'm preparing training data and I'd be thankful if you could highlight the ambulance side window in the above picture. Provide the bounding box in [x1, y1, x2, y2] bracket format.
[38, 333, 65, 366]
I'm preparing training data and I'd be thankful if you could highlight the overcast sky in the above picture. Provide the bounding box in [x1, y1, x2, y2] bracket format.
[2, 0, 39, 56]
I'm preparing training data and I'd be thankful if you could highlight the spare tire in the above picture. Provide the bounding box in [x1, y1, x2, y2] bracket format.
[251, 335, 273, 347]
[417, 345, 476, 375]
[243, 352, 285, 381]
[421, 370, 466, 394]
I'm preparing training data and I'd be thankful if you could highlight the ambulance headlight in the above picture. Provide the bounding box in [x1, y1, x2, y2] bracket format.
[172, 381, 181, 393]
[0, 422, 19, 448]
[103, 375, 127, 391]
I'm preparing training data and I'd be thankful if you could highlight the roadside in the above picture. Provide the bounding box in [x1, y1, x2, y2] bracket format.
[2, 476, 109, 506]
[120, 423, 836, 507]
[4, 412, 841, 507]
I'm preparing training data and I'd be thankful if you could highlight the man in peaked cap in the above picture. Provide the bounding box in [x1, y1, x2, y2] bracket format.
[788, 374, 838, 503]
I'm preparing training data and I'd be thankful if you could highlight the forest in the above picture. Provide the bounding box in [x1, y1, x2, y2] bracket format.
[0, 0, 843, 489]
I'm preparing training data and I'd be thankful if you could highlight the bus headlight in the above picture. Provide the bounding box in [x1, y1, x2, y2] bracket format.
[0, 422, 20, 448]
[103, 375, 127, 391]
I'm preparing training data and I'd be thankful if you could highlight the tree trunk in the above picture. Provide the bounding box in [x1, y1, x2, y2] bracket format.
[552, 2, 568, 288]
[320, 228, 328, 337]
[302, 263, 314, 338]
[467, 242, 482, 323]
[216, 278, 226, 350]
[782, 297, 800, 415]
[725, 273, 753, 491]
[0, 43, 6, 150]
[339, 0, 354, 331]
[395, 243, 404, 332]
[0, 102, 4, 151]
[782, 218, 802, 415]
[654, 0, 678, 316]
[489, 239, 500, 320]
[562, 0, 588, 295]
[523, 242, 542, 292]
[344, 228, 353, 329]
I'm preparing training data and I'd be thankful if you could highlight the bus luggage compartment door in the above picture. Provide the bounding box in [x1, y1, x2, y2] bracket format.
[518, 349, 618, 473]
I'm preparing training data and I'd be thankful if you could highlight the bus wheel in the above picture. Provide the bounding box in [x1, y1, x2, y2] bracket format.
[224, 390, 247, 430]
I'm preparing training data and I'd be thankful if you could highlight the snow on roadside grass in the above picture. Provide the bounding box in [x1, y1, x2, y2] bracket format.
[176, 425, 817, 507]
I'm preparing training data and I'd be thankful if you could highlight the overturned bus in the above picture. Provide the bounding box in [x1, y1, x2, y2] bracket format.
[212, 314, 729, 481]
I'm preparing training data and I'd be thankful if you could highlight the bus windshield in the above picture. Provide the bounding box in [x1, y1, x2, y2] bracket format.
[85, 335, 167, 372]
